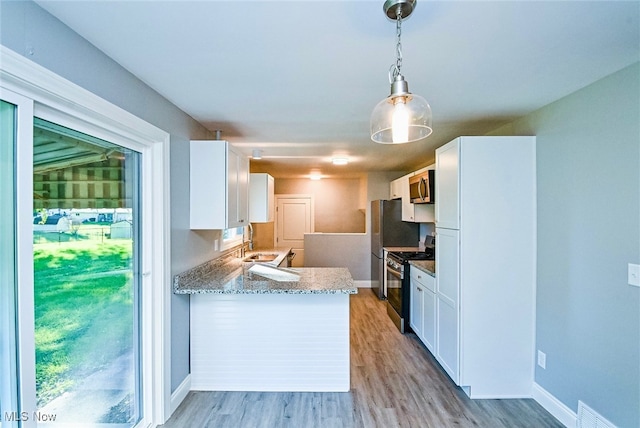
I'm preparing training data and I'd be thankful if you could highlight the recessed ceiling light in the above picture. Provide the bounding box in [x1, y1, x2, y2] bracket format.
[332, 157, 349, 165]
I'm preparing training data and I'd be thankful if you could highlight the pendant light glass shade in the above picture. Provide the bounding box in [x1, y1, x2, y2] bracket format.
[371, 0, 432, 144]
[370, 76, 432, 144]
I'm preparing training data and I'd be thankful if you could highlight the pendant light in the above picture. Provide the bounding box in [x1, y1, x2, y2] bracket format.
[370, 0, 432, 144]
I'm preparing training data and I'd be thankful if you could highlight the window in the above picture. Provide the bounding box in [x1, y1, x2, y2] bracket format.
[221, 227, 245, 250]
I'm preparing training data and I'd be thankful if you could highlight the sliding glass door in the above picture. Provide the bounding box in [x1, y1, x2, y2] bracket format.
[1, 46, 170, 427]
[0, 99, 19, 428]
[31, 118, 142, 426]
[1, 101, 143, 427]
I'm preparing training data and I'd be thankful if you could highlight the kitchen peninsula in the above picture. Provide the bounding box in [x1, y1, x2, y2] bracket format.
[174, 248, 357, 392]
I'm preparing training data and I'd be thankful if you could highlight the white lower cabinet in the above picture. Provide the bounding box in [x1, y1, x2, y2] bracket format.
[422, 286, 436, 353]
[435, 296, 458, 382]
[409, 276, 424, 339]
[410, 268, 436, 354]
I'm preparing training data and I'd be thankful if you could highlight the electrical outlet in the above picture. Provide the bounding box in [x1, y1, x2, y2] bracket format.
[214, 239, 219, 251]
[628, 263, 640, 287]
[537, 350, 546, 369]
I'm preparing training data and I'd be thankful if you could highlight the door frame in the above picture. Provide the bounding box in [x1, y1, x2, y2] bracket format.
[0, 45, 171, 426]
[0, 86, 36, 428]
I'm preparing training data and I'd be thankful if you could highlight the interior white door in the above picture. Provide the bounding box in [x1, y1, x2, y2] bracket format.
[275, 196, 312, 267]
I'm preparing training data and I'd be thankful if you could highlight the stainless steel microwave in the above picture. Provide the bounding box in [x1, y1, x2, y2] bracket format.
[409, 170, 434, 204]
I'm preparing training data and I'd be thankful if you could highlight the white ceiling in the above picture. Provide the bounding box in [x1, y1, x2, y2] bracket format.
[36, 0, 639, 178]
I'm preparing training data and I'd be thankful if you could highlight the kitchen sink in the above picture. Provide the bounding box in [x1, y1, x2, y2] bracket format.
[243, 253, 279, 263]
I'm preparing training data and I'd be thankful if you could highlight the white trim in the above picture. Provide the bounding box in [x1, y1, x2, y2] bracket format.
[353, 280, 371, 289]
[532, 382, 577, 428]
[0, 45, 172, 427]
[170, 374, 192, 415]
[1, 85, 38, 428]
[0, 47, 166, 146]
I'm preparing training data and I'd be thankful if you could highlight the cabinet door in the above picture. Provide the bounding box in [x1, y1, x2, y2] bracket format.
[390, 177, 403, 200]
[410, 278, 424, 339]
[435, 228, 459, 308]
[190, 141, 227, 229]
[227, 147, 249, 228]
[435, 227, 460, 383]
[400, 173, 415, 222]
[237, 149, 249, 225]
[227, 148, 240, 226]
[249, 173, 274, 223]
[436, 296, 459, 383]
[435, 138, 459, 229]
[413, 204, 435, 223]
[423, 286, 436, 354]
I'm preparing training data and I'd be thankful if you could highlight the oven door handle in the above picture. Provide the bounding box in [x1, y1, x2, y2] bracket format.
[386, 262, 403, 278]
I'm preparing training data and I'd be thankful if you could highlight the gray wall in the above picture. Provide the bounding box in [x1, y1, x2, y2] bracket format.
[489, 63, 640, 427]
[304, 233, 369, 280]
[0, 0, 221, 393]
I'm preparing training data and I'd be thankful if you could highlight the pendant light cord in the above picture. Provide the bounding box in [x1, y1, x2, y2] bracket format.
[389, 7, 404, 83]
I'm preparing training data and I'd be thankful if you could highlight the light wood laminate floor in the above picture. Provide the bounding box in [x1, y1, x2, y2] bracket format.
[160, 289, 562, 427]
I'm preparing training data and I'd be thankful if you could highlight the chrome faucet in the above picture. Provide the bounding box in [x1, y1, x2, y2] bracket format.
[248, 223, 254, 251]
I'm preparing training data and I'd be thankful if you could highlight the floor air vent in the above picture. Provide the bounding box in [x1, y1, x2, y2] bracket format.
[577, 401, 616, 428]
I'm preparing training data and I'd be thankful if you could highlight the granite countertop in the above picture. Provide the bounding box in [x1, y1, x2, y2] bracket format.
[174, 248, 357, 295]
[409, 260, 436, 277]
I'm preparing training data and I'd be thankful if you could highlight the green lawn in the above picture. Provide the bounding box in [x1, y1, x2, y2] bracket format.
[33, 239, 134, 406]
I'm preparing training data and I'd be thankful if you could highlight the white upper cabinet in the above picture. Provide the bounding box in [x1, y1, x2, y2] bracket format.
[434, 139, 459, 229]
[389, 176, 404, 200]
[190, 140, 249, 229]
[249, 173, 275, 223]
[389, 166, 435, 223]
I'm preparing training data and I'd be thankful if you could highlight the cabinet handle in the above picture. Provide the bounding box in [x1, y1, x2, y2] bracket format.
[418, 274, 422, 279]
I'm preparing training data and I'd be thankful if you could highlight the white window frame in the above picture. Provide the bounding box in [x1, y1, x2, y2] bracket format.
[0, 45, 171, 427]
[221, 226, 245, 251]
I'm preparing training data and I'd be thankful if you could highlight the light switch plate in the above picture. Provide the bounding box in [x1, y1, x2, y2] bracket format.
[629, 263, 640, 287]
[537, 350, 546, 369]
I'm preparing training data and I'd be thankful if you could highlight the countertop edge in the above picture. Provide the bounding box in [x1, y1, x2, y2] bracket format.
[409, 260, 436, 277]
[177, 288, 358, 295]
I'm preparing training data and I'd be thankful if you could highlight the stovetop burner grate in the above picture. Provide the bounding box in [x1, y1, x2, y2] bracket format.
[389, 250, 434, 262]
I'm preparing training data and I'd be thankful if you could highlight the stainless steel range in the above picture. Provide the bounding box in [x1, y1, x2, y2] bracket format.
[385, 249, 434, 333]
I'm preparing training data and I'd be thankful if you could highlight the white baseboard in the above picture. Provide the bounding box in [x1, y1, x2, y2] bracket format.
[170, 374, 191, 415]
[354, 280, 371, 288]
[532, 382, 577, 428]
